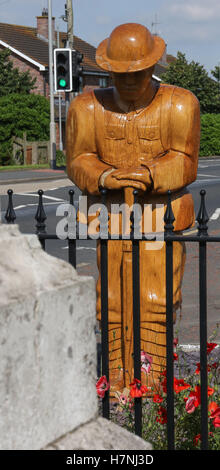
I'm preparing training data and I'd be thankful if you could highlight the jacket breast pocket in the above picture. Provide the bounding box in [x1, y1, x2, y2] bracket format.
[138, 126, 160, 141]
[105, 124, 125, 140]
[138, 125, 162, 156]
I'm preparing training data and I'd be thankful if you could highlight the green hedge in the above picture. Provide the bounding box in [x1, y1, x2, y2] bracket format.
[0, 93, 50, 165]
[200, 114, 220, 156]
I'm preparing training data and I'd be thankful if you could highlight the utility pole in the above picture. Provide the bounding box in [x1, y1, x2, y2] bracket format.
[48, 0, 56, 168]
[66, 1, 74, 114]
[60, 2, 75, 116]
[66, 0, 74, 49]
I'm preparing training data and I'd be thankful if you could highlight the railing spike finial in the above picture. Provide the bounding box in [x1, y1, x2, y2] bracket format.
[69, 188, 75, 205]
[130, 189, 140, 238]
[5, 189, 16, 224]
[99, 187, 107, 201]
[197, 189, 209, 236]
[164, 190, 175, 233]
[35, 189, 47, 234]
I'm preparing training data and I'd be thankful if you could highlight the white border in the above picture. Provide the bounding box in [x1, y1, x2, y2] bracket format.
[0, 39, 46, 71]
[54, 48, 73, 92]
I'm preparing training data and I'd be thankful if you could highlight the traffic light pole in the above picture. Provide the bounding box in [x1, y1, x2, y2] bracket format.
[48, 0, 56, 169]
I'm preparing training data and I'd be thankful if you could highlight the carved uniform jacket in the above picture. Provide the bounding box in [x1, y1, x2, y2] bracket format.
[66, 84, 200, 232]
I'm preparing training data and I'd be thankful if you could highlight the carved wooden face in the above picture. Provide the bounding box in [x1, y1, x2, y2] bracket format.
[112, 67, 154, 102]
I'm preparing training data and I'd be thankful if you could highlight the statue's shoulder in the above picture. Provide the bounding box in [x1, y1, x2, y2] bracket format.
[68, 90, 95, 115]
[69, 87, 114, 113]
[160, 83, 200, 111]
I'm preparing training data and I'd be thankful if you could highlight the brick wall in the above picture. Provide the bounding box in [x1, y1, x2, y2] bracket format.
[4, 51, 49, 97]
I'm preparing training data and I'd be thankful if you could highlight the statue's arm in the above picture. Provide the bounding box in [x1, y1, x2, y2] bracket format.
[146, 88, 200, 194]
[66, 92, 111, 195]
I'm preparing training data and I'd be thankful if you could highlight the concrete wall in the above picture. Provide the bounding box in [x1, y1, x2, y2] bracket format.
[0, 225, 97, 450]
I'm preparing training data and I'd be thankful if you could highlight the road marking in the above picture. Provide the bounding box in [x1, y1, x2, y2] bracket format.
[191, 179, 220, 184]
[197, 173, 220, 178]
[16, 192, 65, 202]
[76, 263, 91, 268]
[13, 201, 66, 210]
[210, 208, 220, 220]
[62, 246, 96, 251]
[183, 229, 198, 235]
[13, 205, 26, 210]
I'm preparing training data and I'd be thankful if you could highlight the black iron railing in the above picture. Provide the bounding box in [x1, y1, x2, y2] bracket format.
[3, 187, 219, 450]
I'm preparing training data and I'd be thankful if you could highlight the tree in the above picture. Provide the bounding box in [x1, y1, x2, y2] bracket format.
[0, 49, 36, 97]
[161, 52, 220, 114]
[0, 93, 50, 165]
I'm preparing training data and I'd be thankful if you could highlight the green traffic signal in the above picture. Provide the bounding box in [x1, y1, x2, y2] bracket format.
[59, 78, 67, 88]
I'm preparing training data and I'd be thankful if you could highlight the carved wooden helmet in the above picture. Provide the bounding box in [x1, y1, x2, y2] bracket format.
[96, 23, 165, 73]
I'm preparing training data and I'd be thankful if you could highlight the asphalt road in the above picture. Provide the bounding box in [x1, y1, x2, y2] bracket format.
[1, 158, 220, 345]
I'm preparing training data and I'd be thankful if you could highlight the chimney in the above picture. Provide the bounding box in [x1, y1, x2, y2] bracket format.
[36, 8, 56, 43]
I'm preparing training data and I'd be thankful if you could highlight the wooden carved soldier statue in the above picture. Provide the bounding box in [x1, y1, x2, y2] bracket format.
[66, 23, 200, 392]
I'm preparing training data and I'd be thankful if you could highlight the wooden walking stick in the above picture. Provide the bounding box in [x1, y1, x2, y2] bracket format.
[122, 187, 135, 387]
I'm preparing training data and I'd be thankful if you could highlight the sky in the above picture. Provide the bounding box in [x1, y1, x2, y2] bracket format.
[1, 0, 220, 75]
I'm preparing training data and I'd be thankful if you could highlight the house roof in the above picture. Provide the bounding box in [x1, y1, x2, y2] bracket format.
[0, 22, 106, 74]
[0, 23, 49, 68]
[167, 54, 177, 64]
[0, 21, 168, 78]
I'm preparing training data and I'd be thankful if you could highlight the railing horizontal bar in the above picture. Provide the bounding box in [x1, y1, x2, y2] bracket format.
[37, 233, 220, 242]
[164, 236, 220, 242]
[38, 234, 58, 240]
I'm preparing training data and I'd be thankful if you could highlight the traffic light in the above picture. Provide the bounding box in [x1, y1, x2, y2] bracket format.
[72, 50, 83, 92]
[54, 48, 72, 92]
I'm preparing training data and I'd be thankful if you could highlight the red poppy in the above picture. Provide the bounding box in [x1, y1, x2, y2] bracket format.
[208, 401, 218, 414]
[210, 407, 220, 428]
[195, 362, 211, 375]
[173, 352, 178, 361]
[173, 378, 190, 394]
[208, 386, 215, 396]
[194, 432, 213, 447]
[129, 379, 150, 398]
[185, 386, 200, 408]
[185, 385, 214, 410]
[153, 393, 163, 404]
[207, 342, 217, 355]
[211, 362, 218, 369]
[193, 433, 201, 446]
[156, 406, 167, 424]
[96, 375, 110, 398]
[173, 338, 178, 348]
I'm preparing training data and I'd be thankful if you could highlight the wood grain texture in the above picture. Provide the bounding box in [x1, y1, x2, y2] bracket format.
[66, 23, 200, 393]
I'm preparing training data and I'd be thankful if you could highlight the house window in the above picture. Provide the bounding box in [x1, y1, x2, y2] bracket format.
[99, 77, 107, 88]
